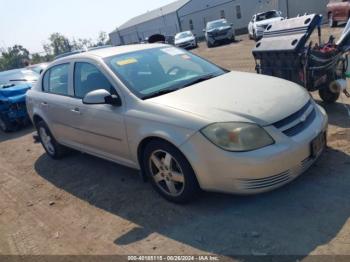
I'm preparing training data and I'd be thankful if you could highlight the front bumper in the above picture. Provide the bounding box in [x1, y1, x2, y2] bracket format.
[180, 104, 328, 194]
[255, 27, 266, 38]
[176, 41, 197, 49]
[207, 31, 234, 44]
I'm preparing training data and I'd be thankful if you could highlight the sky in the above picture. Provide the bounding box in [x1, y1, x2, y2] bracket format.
[0, 0, 174, 53]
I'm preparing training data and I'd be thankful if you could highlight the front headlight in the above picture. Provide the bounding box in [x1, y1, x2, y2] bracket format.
[201, 122, 274, 152]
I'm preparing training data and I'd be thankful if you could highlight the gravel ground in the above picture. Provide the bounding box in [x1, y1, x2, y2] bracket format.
[0, 26, 349, 259]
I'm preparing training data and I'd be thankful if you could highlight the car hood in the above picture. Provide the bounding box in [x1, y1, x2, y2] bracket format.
[255, 17, 283, 27]
[207, 26, 232, 33]
[175, 36, 195, 44]
[149, 72, 310, 126]
[0, 83, 32, 103]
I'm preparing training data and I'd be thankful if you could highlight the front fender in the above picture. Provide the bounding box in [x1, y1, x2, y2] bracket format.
[125, 117, 198, 167]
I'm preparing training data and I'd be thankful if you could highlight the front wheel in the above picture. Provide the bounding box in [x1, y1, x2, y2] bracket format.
[37, 121, 68, 159]
[142, 140, 200, 203]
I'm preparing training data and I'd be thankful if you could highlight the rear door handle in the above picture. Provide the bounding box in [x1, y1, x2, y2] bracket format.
[41, 102, 48, 106]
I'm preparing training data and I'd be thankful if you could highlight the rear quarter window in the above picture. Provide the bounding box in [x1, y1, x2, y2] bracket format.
[42, 64, 70, 96]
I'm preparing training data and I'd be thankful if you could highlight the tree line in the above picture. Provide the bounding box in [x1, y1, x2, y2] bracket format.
[0, 31, 111, 72]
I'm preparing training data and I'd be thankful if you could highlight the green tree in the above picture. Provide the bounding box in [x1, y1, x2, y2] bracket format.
[46, 33, 72, 56]
[0, 45, 30, 70]
[95, 31, 111, 47]
[71, 38, 94, 50]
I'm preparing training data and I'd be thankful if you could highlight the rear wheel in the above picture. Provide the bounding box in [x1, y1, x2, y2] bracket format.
[207, 41, 213, 48]
[142, 140, 200, 203]
[36, 121, 68, 159]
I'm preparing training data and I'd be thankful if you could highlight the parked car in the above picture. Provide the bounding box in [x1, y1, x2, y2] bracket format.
[0, 68, 39, 86]
[26, 44, 328, 203]
[174, 31, 198, 49]
[248, 10, 284, 41]
[0, 68, 39, 132]
[327, 0, 350, 27]
[27, 63, 49, 74]
[0, 83, 32, 132]
[203, 19, 235, 48]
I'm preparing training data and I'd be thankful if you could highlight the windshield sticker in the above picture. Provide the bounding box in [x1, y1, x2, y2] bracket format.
[161, 47, 185, 56]
[116, 58, 138, 66]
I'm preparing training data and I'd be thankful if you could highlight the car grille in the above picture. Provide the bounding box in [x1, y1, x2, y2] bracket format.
[210, 29, 230, 37]
[238, 170, 292, 190]
[272, 100, 316, 137]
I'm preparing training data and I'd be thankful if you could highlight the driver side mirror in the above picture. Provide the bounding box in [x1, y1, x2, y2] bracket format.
[203, 29, 206, 32]
[83, 89, 121, 106]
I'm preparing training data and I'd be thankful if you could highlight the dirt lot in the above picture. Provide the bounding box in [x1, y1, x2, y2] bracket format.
[0, 26, 350, 258]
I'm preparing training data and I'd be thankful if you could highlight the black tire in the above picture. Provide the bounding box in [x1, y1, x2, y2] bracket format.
[36, 121, 68, 159]
[142, 140, 200, 203]
[0, 116, 14, 133]
[319, 86, 340, 104]
[207, 41, 213, 48]
[329, 13, 337, 28]
[253, 30, 257, 41]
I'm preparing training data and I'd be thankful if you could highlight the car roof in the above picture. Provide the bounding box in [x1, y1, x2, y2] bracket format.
[54, 43, 168, 62]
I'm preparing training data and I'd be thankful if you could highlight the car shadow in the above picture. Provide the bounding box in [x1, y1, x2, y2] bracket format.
[34, 144, 350, 256]
[316, 99, 350, 129]
[0, 125, 35, 143]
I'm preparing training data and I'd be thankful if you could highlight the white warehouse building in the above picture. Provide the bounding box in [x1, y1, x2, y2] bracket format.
[110, 0, 329, 46]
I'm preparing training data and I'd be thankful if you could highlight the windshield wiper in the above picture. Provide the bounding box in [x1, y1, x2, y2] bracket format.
[182, 74, 218, 88]
[143, 88, 181, 100]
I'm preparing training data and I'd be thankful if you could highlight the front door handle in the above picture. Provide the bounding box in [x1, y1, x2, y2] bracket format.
[70, 108, 81, 115]
[41, 102, 48, 106]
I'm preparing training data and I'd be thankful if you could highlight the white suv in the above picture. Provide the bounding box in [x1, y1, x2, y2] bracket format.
[248, 10, 284, 41]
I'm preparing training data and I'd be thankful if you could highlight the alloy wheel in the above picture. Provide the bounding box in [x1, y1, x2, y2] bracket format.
[149, 150, 185, 197]
[39, 127, 55, 155]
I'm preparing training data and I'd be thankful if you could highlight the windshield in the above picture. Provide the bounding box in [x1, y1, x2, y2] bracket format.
[104, 47, 226, 99]
[256, 11, 279, 21]
[175, 32, 192, 40]
[207, 20, 228, 30]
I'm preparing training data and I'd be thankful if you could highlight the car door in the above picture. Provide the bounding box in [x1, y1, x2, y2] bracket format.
[40, 63, 78, 142]
[68, 60, 130, 163]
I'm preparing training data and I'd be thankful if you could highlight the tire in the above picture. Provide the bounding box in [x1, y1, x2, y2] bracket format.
[207, 41, 213, 48]
[142, 140, 200, 203]
[329, 13, 337, 28]
[319, 85, 340, 104]
[253, 30, 257, 41]
[0, 116, 14, 133]
[36, 121, 68, 159]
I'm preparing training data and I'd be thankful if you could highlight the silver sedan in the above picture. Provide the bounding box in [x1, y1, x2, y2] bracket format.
[26, 44, 328, 203]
